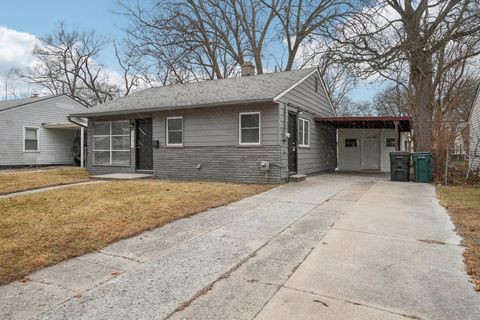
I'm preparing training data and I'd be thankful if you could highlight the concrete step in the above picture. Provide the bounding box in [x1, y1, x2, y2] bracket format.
[289, 174, 307, 182]
[91, 173, 154, 180]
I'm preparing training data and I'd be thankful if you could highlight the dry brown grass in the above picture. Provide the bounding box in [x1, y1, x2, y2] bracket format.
[437, 185, 480, 291]
[0, 180, 274, 285]
[0, 167, 89, 194]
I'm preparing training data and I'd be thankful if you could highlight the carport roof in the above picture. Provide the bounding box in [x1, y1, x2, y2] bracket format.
[315, 116, 411, 132]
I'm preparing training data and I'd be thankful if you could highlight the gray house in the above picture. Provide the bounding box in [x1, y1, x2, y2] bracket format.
[0, 95, 86, 168]
[72, 67, 337, 183]
[469, 84, 480, 171]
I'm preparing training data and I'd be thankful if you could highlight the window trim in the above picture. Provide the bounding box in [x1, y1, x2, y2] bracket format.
[23, 126, 40, 152]
[298, 118, 310, 147]
[93, 121, 131, 166]
[238, 112, 261, 146]
[166, 116, 184, 146]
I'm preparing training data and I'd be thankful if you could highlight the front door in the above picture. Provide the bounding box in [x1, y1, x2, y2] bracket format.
[361, 133, 380, 170]
[135, 118, 153, 170]
[288, 112, 298, 174]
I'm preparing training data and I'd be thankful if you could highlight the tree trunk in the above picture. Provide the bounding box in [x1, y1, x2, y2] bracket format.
[410, 51, 434, 152]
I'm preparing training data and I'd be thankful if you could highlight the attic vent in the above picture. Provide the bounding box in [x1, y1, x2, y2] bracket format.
[241, 62, 255, 76]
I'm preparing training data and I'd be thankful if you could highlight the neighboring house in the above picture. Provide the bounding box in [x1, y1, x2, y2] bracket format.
[468, 84, 480, 171]
[0, 95, 86, 168]
[71, 65, 411, 183]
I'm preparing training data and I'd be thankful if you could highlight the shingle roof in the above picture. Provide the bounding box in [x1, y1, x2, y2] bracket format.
[73, 68, 317, 117]
[0, 95, 62, 112]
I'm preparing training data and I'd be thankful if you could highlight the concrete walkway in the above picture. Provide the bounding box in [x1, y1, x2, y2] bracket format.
[1, 174, 479, 319]
[0, 181, 107, 199]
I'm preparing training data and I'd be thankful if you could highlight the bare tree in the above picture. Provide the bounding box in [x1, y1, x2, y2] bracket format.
[16, 23, 119, 107]
[326, 0, 480, 153]
[117, 0, 354, 83]
[373, 85, 408, 116]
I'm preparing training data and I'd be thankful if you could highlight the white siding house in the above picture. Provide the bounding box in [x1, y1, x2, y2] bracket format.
[469, 85, 480, 171]
[0, 95, 86, 167]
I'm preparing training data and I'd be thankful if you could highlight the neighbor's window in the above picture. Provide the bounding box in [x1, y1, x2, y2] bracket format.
[345, 138, 357, 147]
[386, 138, 396, 148]
[93, 121, 130, 166]
[166, 117, 183, 146]
[298, 119, 310, 147]
[24, 127, 39, 151]
[314, 76, 319, 93]
[239, 112, 261, 145]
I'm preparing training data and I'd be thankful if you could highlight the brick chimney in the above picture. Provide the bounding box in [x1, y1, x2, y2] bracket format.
[241, 62, 255, 76]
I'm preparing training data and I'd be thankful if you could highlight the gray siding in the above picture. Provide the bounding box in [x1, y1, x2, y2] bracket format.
[469, 89, 480, 171]
[0, 96, 85, 166]
[279, 71, 335, 117]
[277, 72, 337, 177]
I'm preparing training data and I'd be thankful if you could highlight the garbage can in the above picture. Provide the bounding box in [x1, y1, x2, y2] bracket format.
[389, 152, 411, 182]
[412, 152, 432, 183]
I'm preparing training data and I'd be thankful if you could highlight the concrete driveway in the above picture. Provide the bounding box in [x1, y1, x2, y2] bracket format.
[1, 174, 479, 319]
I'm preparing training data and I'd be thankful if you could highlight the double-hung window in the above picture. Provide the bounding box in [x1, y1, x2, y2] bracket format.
[24, 127, 39, 152]
[93, 121, 130, 166]
[298, 119, 310, 147]
[239, 112, 260, 145]
[166, 117, 183, 146]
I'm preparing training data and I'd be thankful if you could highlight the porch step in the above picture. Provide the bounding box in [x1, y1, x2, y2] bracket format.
[289, 174, 307, 182]
[91, 173, 154, 180]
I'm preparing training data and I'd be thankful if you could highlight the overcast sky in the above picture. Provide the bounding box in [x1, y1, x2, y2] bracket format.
[0, 0, 377, 101]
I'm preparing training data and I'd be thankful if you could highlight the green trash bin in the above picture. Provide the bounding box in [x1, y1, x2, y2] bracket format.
[412, 152, 432, 183]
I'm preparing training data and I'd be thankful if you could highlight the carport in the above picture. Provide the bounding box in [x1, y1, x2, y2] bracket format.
[315, 116, 411, 172]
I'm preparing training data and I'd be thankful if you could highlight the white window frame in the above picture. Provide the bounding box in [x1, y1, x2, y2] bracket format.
[298, 119, 310, 147]
[239, 112, 261, 146]
[166, 116, 184, 146]
[23, 126, 40, 152]
[93, 121, 131, 166]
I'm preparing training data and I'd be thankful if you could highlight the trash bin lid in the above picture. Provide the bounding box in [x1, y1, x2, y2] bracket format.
[390, 151, 411, 156]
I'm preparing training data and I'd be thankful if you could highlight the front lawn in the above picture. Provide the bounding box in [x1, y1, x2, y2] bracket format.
[0, 180, 273, 285]
[437, 185, 480, 291]
[0, 167, 89, 194]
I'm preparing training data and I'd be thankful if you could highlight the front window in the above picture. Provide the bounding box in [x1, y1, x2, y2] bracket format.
[166, 117, 183, 146]
[239, 112, 260, 145]
[298, 119, 310, 147]
[93, 121, 130, 166]
[24, 127, 39, 151]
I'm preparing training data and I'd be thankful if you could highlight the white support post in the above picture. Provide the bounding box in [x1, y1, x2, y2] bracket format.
[80, 126, 85, 168]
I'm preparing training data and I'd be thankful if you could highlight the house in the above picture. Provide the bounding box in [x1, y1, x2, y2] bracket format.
[468, 84, 480, 171]
[0, 94, 86, 168]
[71, 66, 410, 183]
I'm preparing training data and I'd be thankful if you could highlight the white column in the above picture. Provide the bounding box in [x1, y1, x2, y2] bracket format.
[80, 126, 85, 168]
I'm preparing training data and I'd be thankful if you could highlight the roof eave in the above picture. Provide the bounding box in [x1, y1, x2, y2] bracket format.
[70, 98, 276, 118]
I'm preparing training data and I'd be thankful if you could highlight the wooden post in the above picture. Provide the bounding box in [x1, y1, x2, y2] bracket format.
[394, 121, 400, 151]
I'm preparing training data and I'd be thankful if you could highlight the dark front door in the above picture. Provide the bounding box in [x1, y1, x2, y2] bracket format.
[288, 112, 298, 174]
[136, 118, 153, 170]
